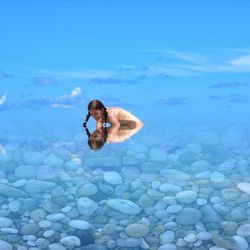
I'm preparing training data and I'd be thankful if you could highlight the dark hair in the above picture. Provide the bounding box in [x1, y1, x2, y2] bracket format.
[83, 99, 108, 127]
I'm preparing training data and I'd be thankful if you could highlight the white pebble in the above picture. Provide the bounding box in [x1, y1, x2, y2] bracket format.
[38, 220, 52, 228]
[184, 233, 197, 243]
[1, 228, 18, 233]
[44, 230, 55, 238]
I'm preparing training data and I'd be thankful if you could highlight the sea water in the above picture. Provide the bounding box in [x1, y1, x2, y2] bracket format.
[0, 81, 250, 250]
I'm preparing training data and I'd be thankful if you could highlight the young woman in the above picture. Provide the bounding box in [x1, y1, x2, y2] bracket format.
[83, 99, 144, 150]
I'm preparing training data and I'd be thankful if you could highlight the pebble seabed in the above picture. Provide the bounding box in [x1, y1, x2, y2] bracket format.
[0, 127, 250, 250]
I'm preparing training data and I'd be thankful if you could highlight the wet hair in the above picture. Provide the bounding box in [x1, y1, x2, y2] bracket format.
[83, 99, 108, 127]
[84, 127, 108, 150]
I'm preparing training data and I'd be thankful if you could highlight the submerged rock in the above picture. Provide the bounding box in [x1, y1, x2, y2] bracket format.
[107, 199, 141, 215]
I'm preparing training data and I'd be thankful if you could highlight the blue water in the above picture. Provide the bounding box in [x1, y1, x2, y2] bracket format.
[1, 81, 250, 250]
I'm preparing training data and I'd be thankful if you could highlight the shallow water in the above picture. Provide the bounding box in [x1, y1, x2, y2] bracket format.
[1, 83, 250, 250]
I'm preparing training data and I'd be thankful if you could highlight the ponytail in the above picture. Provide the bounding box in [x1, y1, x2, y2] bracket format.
[83, 112, 91, 127]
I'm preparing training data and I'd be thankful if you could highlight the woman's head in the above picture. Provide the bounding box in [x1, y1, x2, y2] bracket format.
[83, 99, 107, 126]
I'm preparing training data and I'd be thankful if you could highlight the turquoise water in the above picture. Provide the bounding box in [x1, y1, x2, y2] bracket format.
[1, 82, 250, 250]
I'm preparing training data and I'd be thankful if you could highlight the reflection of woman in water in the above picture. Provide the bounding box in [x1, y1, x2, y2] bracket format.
[83, 99, 143, 150]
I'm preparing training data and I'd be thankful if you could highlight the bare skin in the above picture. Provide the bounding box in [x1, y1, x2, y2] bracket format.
[89, 107, 144, 143]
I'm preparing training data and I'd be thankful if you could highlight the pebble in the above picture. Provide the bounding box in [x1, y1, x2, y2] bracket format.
[159, 183, 182, 193]
[60, 236, 81, 248]
[49, 243, 66, 250]
[0, 239, 13, 250]
[237, 183, 250, 194]
[237, 224, 250, 237]
[160, 231, 175, 244]
[38, 220, 52, 228]
[125, 223, 149, 237]
[44, 230, 55, 238]
[103, 171, 123, 185]
[175, 190, 198, 204]
[0, 217, 12, 228]
[176, 208, 202, 225]
[46, 213, 65, 222]
[77, 197, 98, 216]
[232, 235, 249, 250]
[1, 228, 18, 233]
[167, 205, 183, 213]
[68, 220, 91, 230]
[9, 200, 21, 212]
[210, 172, 225, 183]
[184, 233, 197, 243]
[107, 199, 141, 215]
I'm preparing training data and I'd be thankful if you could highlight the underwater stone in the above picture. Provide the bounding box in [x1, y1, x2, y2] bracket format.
[175, 190, 198, 204]
[0, 185, 26, 198]
[68, 220, 91, 230]
[221, 188, 240, 202]
[194, 131, 219, 146]
[60, 236, 81, 248]
[125, 223, 149, 237]
[232, 235, 249, 250]
[158, 243, 177, 250]
[237, 182, 250, 195]
[210, 172, 225, 183]
[15, 165, 36, 178]
[237, 224, 250, 237]
[186, 144, 202, 154]
[200, 204, 222, 223]
[107, 199, 141, 215]
[9, 200, 21, 212]
[22, 151, 45, 165]
[160, 231, 175, 244]
[0, 240, 13, 250]
[31, 209, 47, 222]
[103, 171, 123, 185]
[77, 197, 98, 216]
[0, 217, 13, 228]
[44, 153, 63, 167]
[212, 235, 238, 249]
[46, 213, 66, 222]
[20, 223, 40, 235]
[25, 180, 56, 193]
[149, 148, 168, 162]
[36, 165, 56, 180]
[49, 243, 66, 250]
[167, 205, 183, 214]
[78, 183, 98, 196]
[160, 169, 191, 181]
[176, 208, 202, 225]
[159, 183, 182, 193]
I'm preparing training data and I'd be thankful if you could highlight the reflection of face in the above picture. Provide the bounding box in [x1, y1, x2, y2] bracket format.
[90, 109, 103, 121]
[90, 128, 104, 142]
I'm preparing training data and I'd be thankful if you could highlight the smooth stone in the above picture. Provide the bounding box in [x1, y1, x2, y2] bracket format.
[160, 231, 175, 244]
[36, 165, 56, 180]
[232, 235, 249, 250]
[15, 165, 36, 178]
[184, 233, 197, 243]
[44, 230, 55, 238]
[68, 220, 91, 230]
[158, 243, 177, 250]
[221, 189, 240, 202]
[77, 197, 98, 216]
[196, 171, 211, 179]
[237, 183, 250, 194]
[160, 169, 191, 181]
[0, 185, 26, 198]
[25, 180, 56, 193]
[103, 171, 123, 185]
[117, 238, 141, 247]
[36, 238, 50, 249]
[60, 236, 81, 248]
[0, 239, 13, 250]
[226, 207, 246, 222]
[49, 243, 66, 250]
[224, 222, 238, 236]
[44, 153, 63, 167]
[197, 231, 212, 240]
[196, 199, 207, 206]
[125, 223, 149, 237]
[1, 228, 18, 233]
[237, 224, 250, 237]
[9, 200, 21, 212]
[38, 220, 52, 228]
[201, 205, 222, 223]
[78, 183, 97, 196]
[107, 199, 141, 215]
[167, 205, 183, 213]
[12, 179, 26, 187]
[210, 172, 225, 183]
[175, 190, 197, 204]
[22, 151, 45, 165]
[176, 208, 202, 225]
[149, 148, 168, 162]
[0, 217, 12, 228]
[46, 213, 65, 222]
[31, 209, 47, 222]
[159, 183, 182, 193]
[212, 235, 238, 249]
[194, 131, 219, 145]
[191, 160, 210, 172]
[85, 156, 121, 168]
[20, 223, 40, 235]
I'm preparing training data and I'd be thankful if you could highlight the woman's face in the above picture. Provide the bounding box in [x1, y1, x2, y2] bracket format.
[90, 108, 103, 121]
[90, 128, 104, 142]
